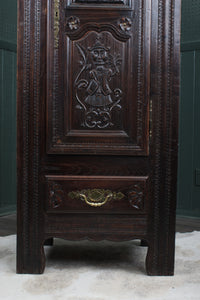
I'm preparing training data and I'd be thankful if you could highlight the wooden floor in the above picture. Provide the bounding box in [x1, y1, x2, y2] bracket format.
[0, 214, 200, 236]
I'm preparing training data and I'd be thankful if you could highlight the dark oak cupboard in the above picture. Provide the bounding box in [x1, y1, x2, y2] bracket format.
[17, 0, 181, 275]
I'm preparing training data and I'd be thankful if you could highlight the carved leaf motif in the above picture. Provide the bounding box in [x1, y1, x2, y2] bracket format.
[128, 185, 144, 210]
[48, 182, 64, 208]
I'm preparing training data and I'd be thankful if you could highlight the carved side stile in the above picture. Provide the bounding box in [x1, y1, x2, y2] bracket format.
[18, 0, 44, 273]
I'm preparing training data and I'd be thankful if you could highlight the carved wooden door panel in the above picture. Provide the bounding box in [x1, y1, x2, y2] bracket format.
[47, 0, 150, 155]
[17, 0, 181, 275]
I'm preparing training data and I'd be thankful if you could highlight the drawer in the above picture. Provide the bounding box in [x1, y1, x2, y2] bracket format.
[45, 176, 149, 214]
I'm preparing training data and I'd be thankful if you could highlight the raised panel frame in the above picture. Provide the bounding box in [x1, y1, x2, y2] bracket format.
[46, 0, 151, 155]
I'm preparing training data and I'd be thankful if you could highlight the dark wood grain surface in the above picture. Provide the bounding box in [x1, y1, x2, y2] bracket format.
[17, 0, 181, 275]
[2, 214, 200, 237]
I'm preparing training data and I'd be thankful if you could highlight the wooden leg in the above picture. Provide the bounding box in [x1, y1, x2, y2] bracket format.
[44, 238, 53, 246]
[145, 242, 175, 276]
[17, 237, 45, 274]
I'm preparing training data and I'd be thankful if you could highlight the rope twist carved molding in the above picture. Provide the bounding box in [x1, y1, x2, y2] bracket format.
[19, 0, 43, 272]
[150, 0, 178, 275]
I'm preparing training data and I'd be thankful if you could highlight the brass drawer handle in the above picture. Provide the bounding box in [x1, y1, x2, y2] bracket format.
[68, 189, 124, 207]
[79, 192, 113, 207]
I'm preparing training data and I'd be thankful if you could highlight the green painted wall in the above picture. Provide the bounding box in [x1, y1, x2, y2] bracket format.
[0, 0, 17, 215]
[177, 0, 200, 217]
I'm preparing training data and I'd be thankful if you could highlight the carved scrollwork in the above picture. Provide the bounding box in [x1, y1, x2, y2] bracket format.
[66, 16, 80, 31]
[65, 23, 131, 42]
[118, 17, 132, 32]
[48, 182, 64, 208]
[74, 0, 126, 3]
[128, 185, 144, 210]
[74, 34, 123, 129]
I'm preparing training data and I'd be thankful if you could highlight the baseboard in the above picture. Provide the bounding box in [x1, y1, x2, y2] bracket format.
[0, 206, 16, 217]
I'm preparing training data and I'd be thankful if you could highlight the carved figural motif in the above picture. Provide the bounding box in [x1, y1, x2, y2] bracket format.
[74, 35, 123, 129]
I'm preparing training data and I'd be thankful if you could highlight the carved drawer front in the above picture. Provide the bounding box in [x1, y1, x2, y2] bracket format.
[47, 0, 151, 155]
[45, 175, 149, 214]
